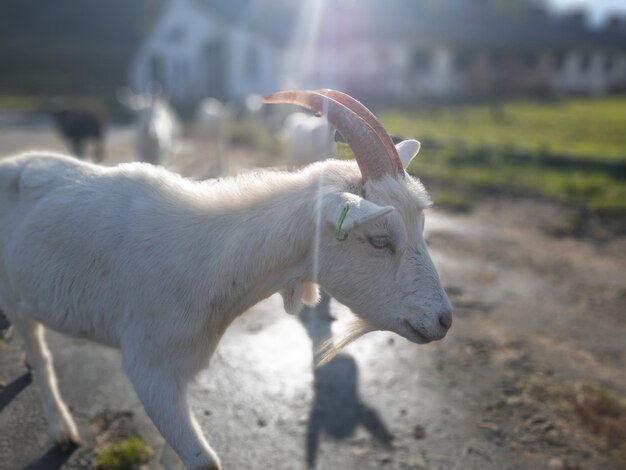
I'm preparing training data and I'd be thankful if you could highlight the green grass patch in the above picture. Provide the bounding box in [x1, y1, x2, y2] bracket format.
[335, 142, 352, 160]
[380, 98, 626, 162]
[228, 120, 284, 160]
[430, 190, 474, 212]
[0, 95, 43, 112]
[406, 145, 626, 212]
[93, 437, 151, 470]
[339, 140, 625, 213]
[336, 99, 626, 215]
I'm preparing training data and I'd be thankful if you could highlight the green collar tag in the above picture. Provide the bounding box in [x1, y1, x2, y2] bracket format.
[335, 206, 349, 241]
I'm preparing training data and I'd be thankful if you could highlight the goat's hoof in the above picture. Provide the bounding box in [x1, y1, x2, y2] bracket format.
[196, 464, 220, 470]
[192, 457, 221, 470]
[49, 419, 80, 448]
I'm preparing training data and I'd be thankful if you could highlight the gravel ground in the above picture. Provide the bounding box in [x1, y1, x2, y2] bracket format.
[0, 121, 624, 469]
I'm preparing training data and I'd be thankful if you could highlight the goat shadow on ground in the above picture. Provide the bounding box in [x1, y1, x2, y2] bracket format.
[0, 372, 31, 412]
[25, 443, 78, 470]
[299, 293, 394, 469]
[0, 369, 76, 469]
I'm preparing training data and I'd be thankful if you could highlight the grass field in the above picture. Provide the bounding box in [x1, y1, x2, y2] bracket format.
[373, 98, 626, 214]
[380, 98, 626, 162]
[0, 95, 43, 112]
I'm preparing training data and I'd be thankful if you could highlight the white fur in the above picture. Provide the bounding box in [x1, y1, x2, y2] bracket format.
[396, 139, 421, 168]
[120, 90, 181, 166]
[284, 112, 336, 169]
[195, 98, 233, 176]
[0, 145, 451, 468]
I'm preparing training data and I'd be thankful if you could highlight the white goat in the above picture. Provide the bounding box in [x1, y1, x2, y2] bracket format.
[243, 93, 265, 119]
[119, 88, 181, 166]
[195, 98, 233, 176]
[0, 90, 452, 470]
[284, 111, 336, 169]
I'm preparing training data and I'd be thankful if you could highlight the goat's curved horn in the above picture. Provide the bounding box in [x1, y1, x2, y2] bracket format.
[263, 90, 403, 180]
[315, 89, 402, 172]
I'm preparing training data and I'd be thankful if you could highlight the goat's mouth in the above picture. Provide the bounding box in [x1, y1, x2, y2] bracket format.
[400, 320, 433, 344]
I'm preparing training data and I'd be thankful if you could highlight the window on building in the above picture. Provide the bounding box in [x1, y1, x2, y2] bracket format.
[149, 55, 165, 85]
[522, 52, 538, 69]
[490, 53, 502, 70]
[455, 51, 473, 72]
[413, 50, 432, 73]
[579, 53, 591, 73]
[204, 39, 227, 99]
[246, 44, 259, 77]
[552, 52, 566, 70]
[605, 54, 615, 73]
[175, 59, 188, 98]
[165, 27, 185, 44]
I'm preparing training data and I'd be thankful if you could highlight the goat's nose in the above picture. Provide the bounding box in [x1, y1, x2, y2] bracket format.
[439, 310, 452, 329]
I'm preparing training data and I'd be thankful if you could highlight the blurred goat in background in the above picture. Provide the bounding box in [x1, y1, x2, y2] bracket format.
[51, 106, 106, 162]
[118, 87, 181, 166]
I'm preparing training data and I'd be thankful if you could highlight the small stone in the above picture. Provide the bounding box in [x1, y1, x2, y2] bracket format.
[378, 454, 392, 464]
[413, 425, 426, 439]
[257, 417, 267, 427]
[528, 415, 548, 426]
[351, 447, 369, 458]
[546, 436, 566, 448]
[466, 446, 492, 462]
[405, 455, 427, 469]
[204, 410, 212, 416]
[548, 457, 565, 470]
[478, 421, 501, 433]
[349, 436, 368, 446]
[505, 396, 523, 406]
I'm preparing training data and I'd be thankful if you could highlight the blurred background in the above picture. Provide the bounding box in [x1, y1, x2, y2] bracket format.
[0, 1, 625, 469]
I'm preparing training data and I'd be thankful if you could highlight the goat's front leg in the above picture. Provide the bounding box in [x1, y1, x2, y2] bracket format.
[12, 314, 79, 446]
[123, 356, 221, 470]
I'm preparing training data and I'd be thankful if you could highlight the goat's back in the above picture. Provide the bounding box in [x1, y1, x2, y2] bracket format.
[0, 153, 205, 346]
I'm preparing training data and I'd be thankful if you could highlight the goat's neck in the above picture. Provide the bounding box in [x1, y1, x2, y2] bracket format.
[197, 172, 328, 330]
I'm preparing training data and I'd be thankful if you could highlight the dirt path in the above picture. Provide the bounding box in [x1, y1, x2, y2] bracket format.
[0, 125, 624, 469]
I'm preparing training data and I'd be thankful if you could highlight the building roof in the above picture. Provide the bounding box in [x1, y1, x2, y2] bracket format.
[191, 0, 626, 51]
[312, 0, 626, 51]
[193, 0, 297, 44]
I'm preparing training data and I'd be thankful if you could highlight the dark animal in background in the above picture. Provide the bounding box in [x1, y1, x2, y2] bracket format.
[52, 108, 106, 162]
[0, 309, 10, 337]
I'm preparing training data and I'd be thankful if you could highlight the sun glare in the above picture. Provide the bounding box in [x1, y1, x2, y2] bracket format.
[285, 0, 328, 88]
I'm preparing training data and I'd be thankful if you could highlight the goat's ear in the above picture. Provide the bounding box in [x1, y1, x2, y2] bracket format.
[327, 193, 394, 237]
[395, 140, 421, 169]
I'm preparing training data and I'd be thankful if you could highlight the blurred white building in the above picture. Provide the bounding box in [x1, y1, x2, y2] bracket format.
[130, 0, 626, 103]
[129, 0, 294, 102]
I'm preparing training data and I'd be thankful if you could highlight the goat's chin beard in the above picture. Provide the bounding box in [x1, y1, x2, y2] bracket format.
[315, 317, 374, 367]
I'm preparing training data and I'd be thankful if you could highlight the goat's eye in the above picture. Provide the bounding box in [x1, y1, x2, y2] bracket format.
[368, 235, 392, 250]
